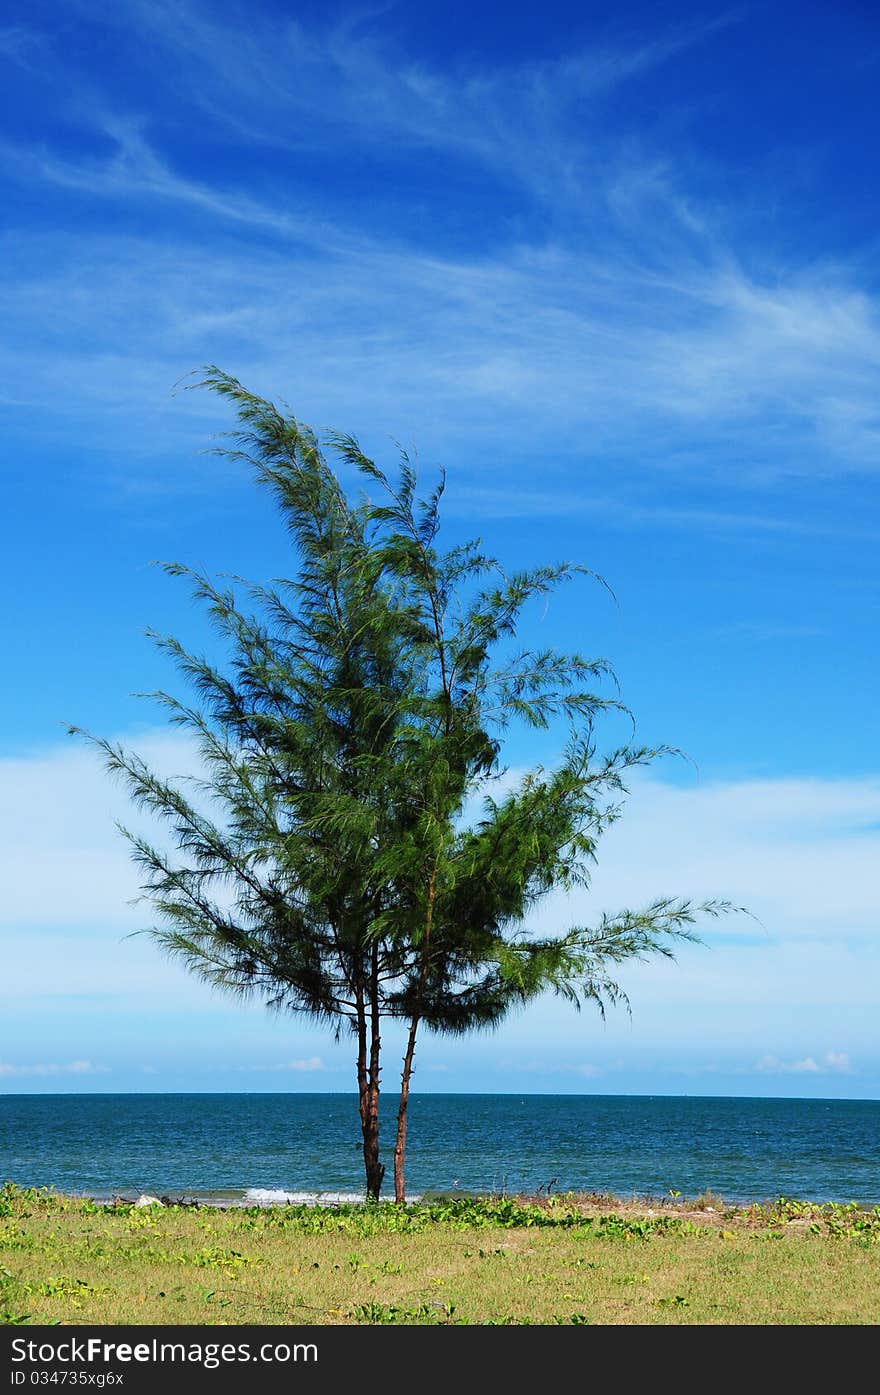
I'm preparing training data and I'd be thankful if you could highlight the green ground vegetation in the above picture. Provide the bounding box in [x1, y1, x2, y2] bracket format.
[1, 1183, 878, 1326]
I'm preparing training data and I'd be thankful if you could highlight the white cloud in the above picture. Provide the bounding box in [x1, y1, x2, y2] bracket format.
[561, 772, 880, 945]
[249, 1057, 328, 1073]
[757, 1054, 820, 1074]
[756, 1052, 851, 1076]
[0, 1059, 110, 1077]
[825, 1051, 852, 1072]
[0, 731, 201, 930]
[1, 737, 878, 1071]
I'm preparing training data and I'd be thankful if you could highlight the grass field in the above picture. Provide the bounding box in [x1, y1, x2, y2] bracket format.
[2, 1183, 879, 1326]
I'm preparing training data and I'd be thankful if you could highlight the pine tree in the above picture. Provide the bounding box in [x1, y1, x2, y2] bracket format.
[75, 369, 732, 1202]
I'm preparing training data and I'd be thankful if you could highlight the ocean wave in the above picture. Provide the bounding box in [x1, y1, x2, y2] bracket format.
[239, 1188, 421, 1206]
[242, 1188, 367, 1206]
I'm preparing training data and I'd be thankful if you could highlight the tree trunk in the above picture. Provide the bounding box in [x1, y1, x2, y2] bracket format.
[361, 1078, 384, 1202]
[356, 978, 384, 1202]
[394, 865, 435, 1203]
[393, 1016, 420, 1204]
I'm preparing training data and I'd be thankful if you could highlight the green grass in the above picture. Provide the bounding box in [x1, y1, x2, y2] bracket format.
[1, 1183, 879, 1325]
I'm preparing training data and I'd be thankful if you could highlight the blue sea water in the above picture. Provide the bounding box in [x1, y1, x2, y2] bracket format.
[1, 1093, 878, 1206]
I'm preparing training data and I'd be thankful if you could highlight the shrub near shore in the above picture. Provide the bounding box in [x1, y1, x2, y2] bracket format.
[1, 1184, 878, 1326]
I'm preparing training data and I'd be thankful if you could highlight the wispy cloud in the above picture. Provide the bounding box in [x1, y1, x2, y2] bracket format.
[448, 487, 880, 539]
[0, 1059, 110, 1077]
[0, 118, 318, 240]
[2, 220, 879, 500]
[2, 6, 879, 493]
[90, 0, 735, 196]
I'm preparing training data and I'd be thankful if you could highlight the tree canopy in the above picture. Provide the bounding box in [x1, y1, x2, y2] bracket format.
[76, 368, 733, 1201]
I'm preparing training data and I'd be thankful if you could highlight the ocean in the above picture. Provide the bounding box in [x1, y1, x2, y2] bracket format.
[2, 1092, 878, 1207]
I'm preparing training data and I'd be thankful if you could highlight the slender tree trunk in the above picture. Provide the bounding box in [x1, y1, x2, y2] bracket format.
[362, 1080, 383, 1202]
[365, 943, 385, 1201]
[393, 865, 437, 1203]
[355, 972, 384, 1202]
[393, 1015, 420, 1203]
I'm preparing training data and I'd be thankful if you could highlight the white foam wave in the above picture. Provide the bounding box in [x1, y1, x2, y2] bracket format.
[241, 1187, 423, 1206]
[243, 1188, 365, 1206]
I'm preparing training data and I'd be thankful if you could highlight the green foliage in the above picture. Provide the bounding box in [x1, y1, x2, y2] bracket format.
[15, 1274, 110, 1317]
[0, 1265, 27, 1324]
[0, 1182, 59, 1219]
[351, 1299, 463, 1324]
[73, 369, 737, 1199]
[233, 1194, 707, 1239]
[761, 1197, 880, 1242]
[189, 1246, 258, 1273]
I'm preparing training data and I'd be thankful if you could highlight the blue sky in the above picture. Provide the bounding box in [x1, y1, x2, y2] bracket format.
[1, 0, 878, 1098]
